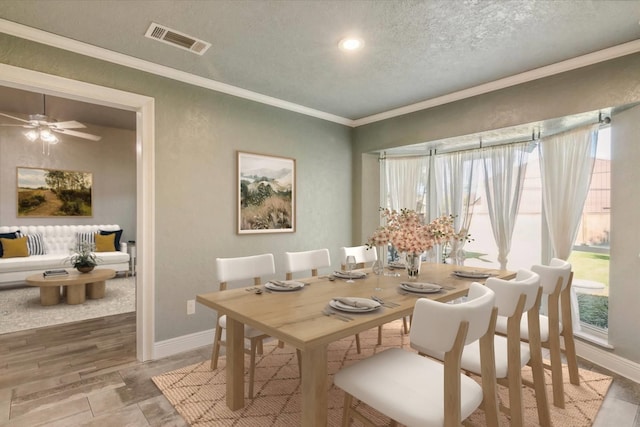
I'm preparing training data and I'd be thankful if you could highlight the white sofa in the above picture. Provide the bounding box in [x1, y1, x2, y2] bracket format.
[0, 224, 130, 287]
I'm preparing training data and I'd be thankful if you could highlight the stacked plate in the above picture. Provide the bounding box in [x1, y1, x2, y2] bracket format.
[388, 261, 405, 269]
[399, 282, 442, 294]
[452, 270, 491, 279]
[332, 271, 367, 280]
[264, 280, 305, 291]
[330, 297, 381, 312]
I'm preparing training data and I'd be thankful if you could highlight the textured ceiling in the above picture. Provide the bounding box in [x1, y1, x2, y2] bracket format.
[1, 0, 639, 122]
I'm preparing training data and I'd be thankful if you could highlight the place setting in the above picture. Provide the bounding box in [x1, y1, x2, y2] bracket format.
[331, 270, 367, 281]
[264, 280, 306, 292]
[451, 270, 493, 279]
[398, 281, 443, 294]
[322, 296, 381, 321]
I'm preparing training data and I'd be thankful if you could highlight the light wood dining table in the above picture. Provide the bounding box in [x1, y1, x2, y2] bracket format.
[196, 262, 515, 426]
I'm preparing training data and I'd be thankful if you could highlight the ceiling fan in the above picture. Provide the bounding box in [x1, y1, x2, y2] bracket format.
[0, 95, 102, 142]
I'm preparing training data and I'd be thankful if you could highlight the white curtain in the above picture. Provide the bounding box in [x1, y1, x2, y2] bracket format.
[538, 124, 599, 259]
[385, 156, 430, 213]
[482, 142, 530, 269]
[435, 150, 480, 260]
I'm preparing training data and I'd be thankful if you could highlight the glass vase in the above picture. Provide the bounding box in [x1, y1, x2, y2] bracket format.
[405, 252, 422, 280]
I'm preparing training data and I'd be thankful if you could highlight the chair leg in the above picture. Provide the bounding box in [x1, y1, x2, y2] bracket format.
[402, 317, 409, 334]
[561, 286, 580, 386]
[563, 329, 580, 385]
[248, 338, 258, 399]
[506, 365, 524, 427]
[257, 339, 264, 355]
[210, 324, 223, 370]
[355, 334, 361, 354]
[377, 325, 382, 345]
[342, 393, 353, 427]
[547, 331, 565, 408]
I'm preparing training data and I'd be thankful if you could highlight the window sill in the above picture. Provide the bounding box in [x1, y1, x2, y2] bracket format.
[574, 326, 613, 349]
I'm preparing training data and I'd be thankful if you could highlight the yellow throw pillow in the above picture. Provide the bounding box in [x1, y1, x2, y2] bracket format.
[1, 236, 29, 258]
[95, 232, 116, 252]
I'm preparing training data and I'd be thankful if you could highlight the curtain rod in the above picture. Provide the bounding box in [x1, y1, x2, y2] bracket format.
[382, 114, 610, 159]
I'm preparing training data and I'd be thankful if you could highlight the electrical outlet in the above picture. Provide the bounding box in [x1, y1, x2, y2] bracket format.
[187, 299, 196, 315]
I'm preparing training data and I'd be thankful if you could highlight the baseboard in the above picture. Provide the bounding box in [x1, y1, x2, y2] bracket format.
[576, 340, 640, 384]
[153, 328, 215, 359]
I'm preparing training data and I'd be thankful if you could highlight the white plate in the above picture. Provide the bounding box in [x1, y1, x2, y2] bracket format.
[452, 270, 491, 279]
[332, 271, 367, 279]
[400, 282, 442, 294]
[388, 262, 405, 269]
[264, 281, 305, 291]
[329, 297, 380, 313]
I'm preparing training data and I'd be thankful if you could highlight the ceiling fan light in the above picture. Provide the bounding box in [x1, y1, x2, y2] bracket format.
[40, 129, 58, 143]
[25, 129, 38, 142]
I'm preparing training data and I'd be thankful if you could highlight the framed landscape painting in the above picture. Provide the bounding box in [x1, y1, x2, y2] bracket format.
[237, 151, 295, 234]
[17, 167, 93, 217]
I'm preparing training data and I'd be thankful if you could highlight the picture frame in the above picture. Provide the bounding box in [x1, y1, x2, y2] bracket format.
[237, 151, 295, 234]
[17, 166, 93, 217]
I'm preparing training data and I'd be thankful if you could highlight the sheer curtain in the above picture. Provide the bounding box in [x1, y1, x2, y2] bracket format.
[435, 150, 479, 261]
[482, 142, 530, 269]
[538, 124, 599, 259]
[385, 156, 430, 213]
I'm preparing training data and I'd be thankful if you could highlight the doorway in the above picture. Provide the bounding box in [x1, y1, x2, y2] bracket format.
[0, 63, 155, 361]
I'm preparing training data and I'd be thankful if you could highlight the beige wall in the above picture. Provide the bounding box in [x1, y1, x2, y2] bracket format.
[0, 121, 136, 240]
[353, 53, 640, 363]
[0, 33, 353, 341]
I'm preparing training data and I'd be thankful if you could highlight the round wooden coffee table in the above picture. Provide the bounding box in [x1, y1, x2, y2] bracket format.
[25, 269, 116, 306]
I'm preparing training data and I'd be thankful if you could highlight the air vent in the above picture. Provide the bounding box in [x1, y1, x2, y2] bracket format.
[145, 22, 211, 55]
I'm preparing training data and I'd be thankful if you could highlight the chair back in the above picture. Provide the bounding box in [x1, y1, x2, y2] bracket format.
[486, 269, 540, 317]
[284, 248, 331, 279]
[411, 282, 495, 354]
[339, 245, 377, 268]
[531, 258, 571, 295]
[216, 253, 275, 289]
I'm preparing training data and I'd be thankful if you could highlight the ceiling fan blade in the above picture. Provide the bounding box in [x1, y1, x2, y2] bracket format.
[0, 112, 32, 124]
[0, 124, 31, 127]
[49, 120, 86, 129]
[53, 128, 102, 141]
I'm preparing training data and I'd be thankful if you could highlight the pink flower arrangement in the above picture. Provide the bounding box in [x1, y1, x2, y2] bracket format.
[367, 208, 458, 254]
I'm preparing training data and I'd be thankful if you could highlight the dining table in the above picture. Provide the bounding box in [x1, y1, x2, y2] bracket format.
[196, 262, 515, 426]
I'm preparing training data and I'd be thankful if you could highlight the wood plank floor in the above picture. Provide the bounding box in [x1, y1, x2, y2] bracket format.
[0, 312, 638, 426]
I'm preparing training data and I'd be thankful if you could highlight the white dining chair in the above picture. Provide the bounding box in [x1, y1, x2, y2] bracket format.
[284, 248, 331, 280]
[421, 269, 551, 427]
[496, 258, 578, 408]
[339, 245, 377, 270]
[210, 253, 275, 399]
[334, 282, 499, 427]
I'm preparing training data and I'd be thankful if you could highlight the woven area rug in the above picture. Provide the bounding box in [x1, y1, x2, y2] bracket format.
[153, 320, 612, 426]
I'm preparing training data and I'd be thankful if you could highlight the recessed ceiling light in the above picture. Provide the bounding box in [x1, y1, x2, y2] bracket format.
[338, 37, 364, 52]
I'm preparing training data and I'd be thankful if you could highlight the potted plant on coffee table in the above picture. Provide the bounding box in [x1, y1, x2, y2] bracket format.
[67, 241, 99, 273]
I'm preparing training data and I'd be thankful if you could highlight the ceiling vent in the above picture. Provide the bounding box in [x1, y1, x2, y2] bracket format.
[145, 22, 211, 55]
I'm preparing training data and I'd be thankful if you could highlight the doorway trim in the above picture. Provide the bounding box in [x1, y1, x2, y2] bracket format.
[0, 63, 155, 361]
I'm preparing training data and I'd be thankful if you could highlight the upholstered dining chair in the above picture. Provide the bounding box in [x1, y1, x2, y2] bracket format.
[339, 245, 377, 270]
[422, 269, 551, 427]
[496, 258, 578, 409]
[334, 283, 499, 427]
[210, 253, 275, 399]
[284, 248, 331, 280]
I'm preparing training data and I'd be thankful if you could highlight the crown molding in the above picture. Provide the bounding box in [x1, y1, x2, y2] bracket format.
[2, 19, 640, 129]
[353, 38, 640, 127]
[0, 19, 353, 126]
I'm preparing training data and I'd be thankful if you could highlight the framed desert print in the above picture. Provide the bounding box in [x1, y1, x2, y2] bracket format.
[17, 167, 93, 217]
[237, 151, 295, 234]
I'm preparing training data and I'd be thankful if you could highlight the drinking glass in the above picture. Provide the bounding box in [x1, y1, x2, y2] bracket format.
[372, 259, 384, 291]
[345, 255, 356, 283]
